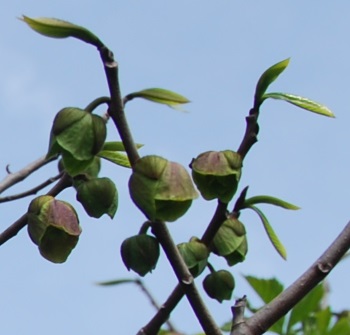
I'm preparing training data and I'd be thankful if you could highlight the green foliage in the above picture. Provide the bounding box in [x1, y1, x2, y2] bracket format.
[203, 270, 235, 303]
[263, 93, 335, 118]
[125, 88, 190, 109]
[21, 16, 103, 48]
[254, 58, 290, 108]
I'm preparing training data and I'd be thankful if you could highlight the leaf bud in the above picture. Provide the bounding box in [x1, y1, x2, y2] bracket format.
[129, 155, 198, 222]
[120, 234, 160, 276]
[190, 150, 242, 203]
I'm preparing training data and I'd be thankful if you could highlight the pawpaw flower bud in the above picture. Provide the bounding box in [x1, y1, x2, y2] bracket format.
[203, 270, 235, 302]
[27, 195, 81, 263]
[177, 237, 209, 277]
[190, 150, 242, 203]
[47, 107, 106, 173]
[121, 234, 160, 276]
[129, 155, 198, 222]
[76, 177, 118, 219]
[212, 218, 248, 266]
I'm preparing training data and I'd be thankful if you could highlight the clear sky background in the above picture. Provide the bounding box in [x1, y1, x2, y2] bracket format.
[1, 2, 350, 335]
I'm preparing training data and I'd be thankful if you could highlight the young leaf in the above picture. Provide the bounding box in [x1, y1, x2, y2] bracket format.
[248, 205, 287, 260]
[244, 195, 300, 210]
[254, 58, 290, 108]
[263, 92, 335, 118]
[287, 284, 324, 332]
[102, 141, 143, 152]
[244, 276, 284, 304]
[21, 16, 103, 48]
[96, 279, 137, 286]
[125, 88, 190, 109]
[98, 150, 131, 168]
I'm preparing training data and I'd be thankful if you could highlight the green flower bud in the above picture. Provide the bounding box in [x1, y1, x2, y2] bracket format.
[203, 270, 235, 303]
[190, 150, 242, 203]
[76, 177, 118, 218]
[121, 234, 160, 276]
[48, 107, 106, 164]
[27, 196, 81, 263]
[178, 237, 209, 277]
[129, 155, 198, 222]
[212, 218, 248, 266]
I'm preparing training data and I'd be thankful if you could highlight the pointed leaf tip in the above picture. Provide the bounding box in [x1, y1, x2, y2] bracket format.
[126, 88, 190, 110]
[244, 195, 300, 210]
[255, 58, 290, 108]
[21, 16, 103, 48]
[263, 92, 335, 118]
[249, 205, 287, 260]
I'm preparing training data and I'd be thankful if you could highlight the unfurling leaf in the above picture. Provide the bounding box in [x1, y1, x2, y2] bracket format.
[262, 92, 335, 118]
[125, 88, 190, 109]
[21, 16, 103, 48]
[244, 195, 300, 210]
[248, 205, 287, 260]
[254, 58, 290, 108]
[98, 150, 131, 168]
[102, 141, 143, 152]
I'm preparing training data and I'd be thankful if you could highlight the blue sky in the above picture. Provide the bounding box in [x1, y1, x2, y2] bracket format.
[1, 2, 350, 334]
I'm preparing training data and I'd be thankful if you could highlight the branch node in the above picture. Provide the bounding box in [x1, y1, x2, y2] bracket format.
[317, 262, 332, 273]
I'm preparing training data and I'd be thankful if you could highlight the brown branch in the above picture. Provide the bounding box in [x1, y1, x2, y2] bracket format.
[99, 46, 140, 166]
[231, 221, 350, 335]
[0, 173, 72, 246]
[0, 172, 63, 203]
[0, 155, 57, 194]
[151, 221, 222, 335]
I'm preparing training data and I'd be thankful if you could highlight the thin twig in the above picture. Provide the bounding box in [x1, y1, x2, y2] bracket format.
[0, 172, 63, 203]
[230, 221, 350, 335]
[0, 155, 57, 194]
[0, 173, 72, 245]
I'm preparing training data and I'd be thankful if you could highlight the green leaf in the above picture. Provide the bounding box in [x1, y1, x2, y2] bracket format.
[61, 151, 95, 176]
[244, 276, 285, 334]
[263, 92, 335, 118]
[126, 88, 190, 109]
[96, 279, 138, 286]
[287, 284, 324, 332]
[249, 206, 287, 260]
[244, 276, 284, 305]
[244, 195, 300, 210]
[254, 58, 290, 108]
[21, 16, 103, 48]
[102, 141, 143, 152]
[98, 150, 131, 168]
[329, 315, 350, 335]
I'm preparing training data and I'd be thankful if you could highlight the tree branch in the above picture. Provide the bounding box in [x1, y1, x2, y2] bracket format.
[0, 173, 72, 245]
[0, 155, 57, 194]
[0, 172, 63, 203]
[151, 221, 222, 335]
[231, 221, 350, 335]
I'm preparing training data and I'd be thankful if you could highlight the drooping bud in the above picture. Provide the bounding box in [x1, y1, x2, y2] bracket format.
[27, 195, 81, 263]
[47, 107, 106, 176]
[129, 155, 198, 222]
[76, 177, 118, 218]
[177, 237, 209, 277]
[190, 150, 242, 203]
[120, 234, 160, 276]
[212, 218, 248, 266]
[203, 270, 235, 302]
